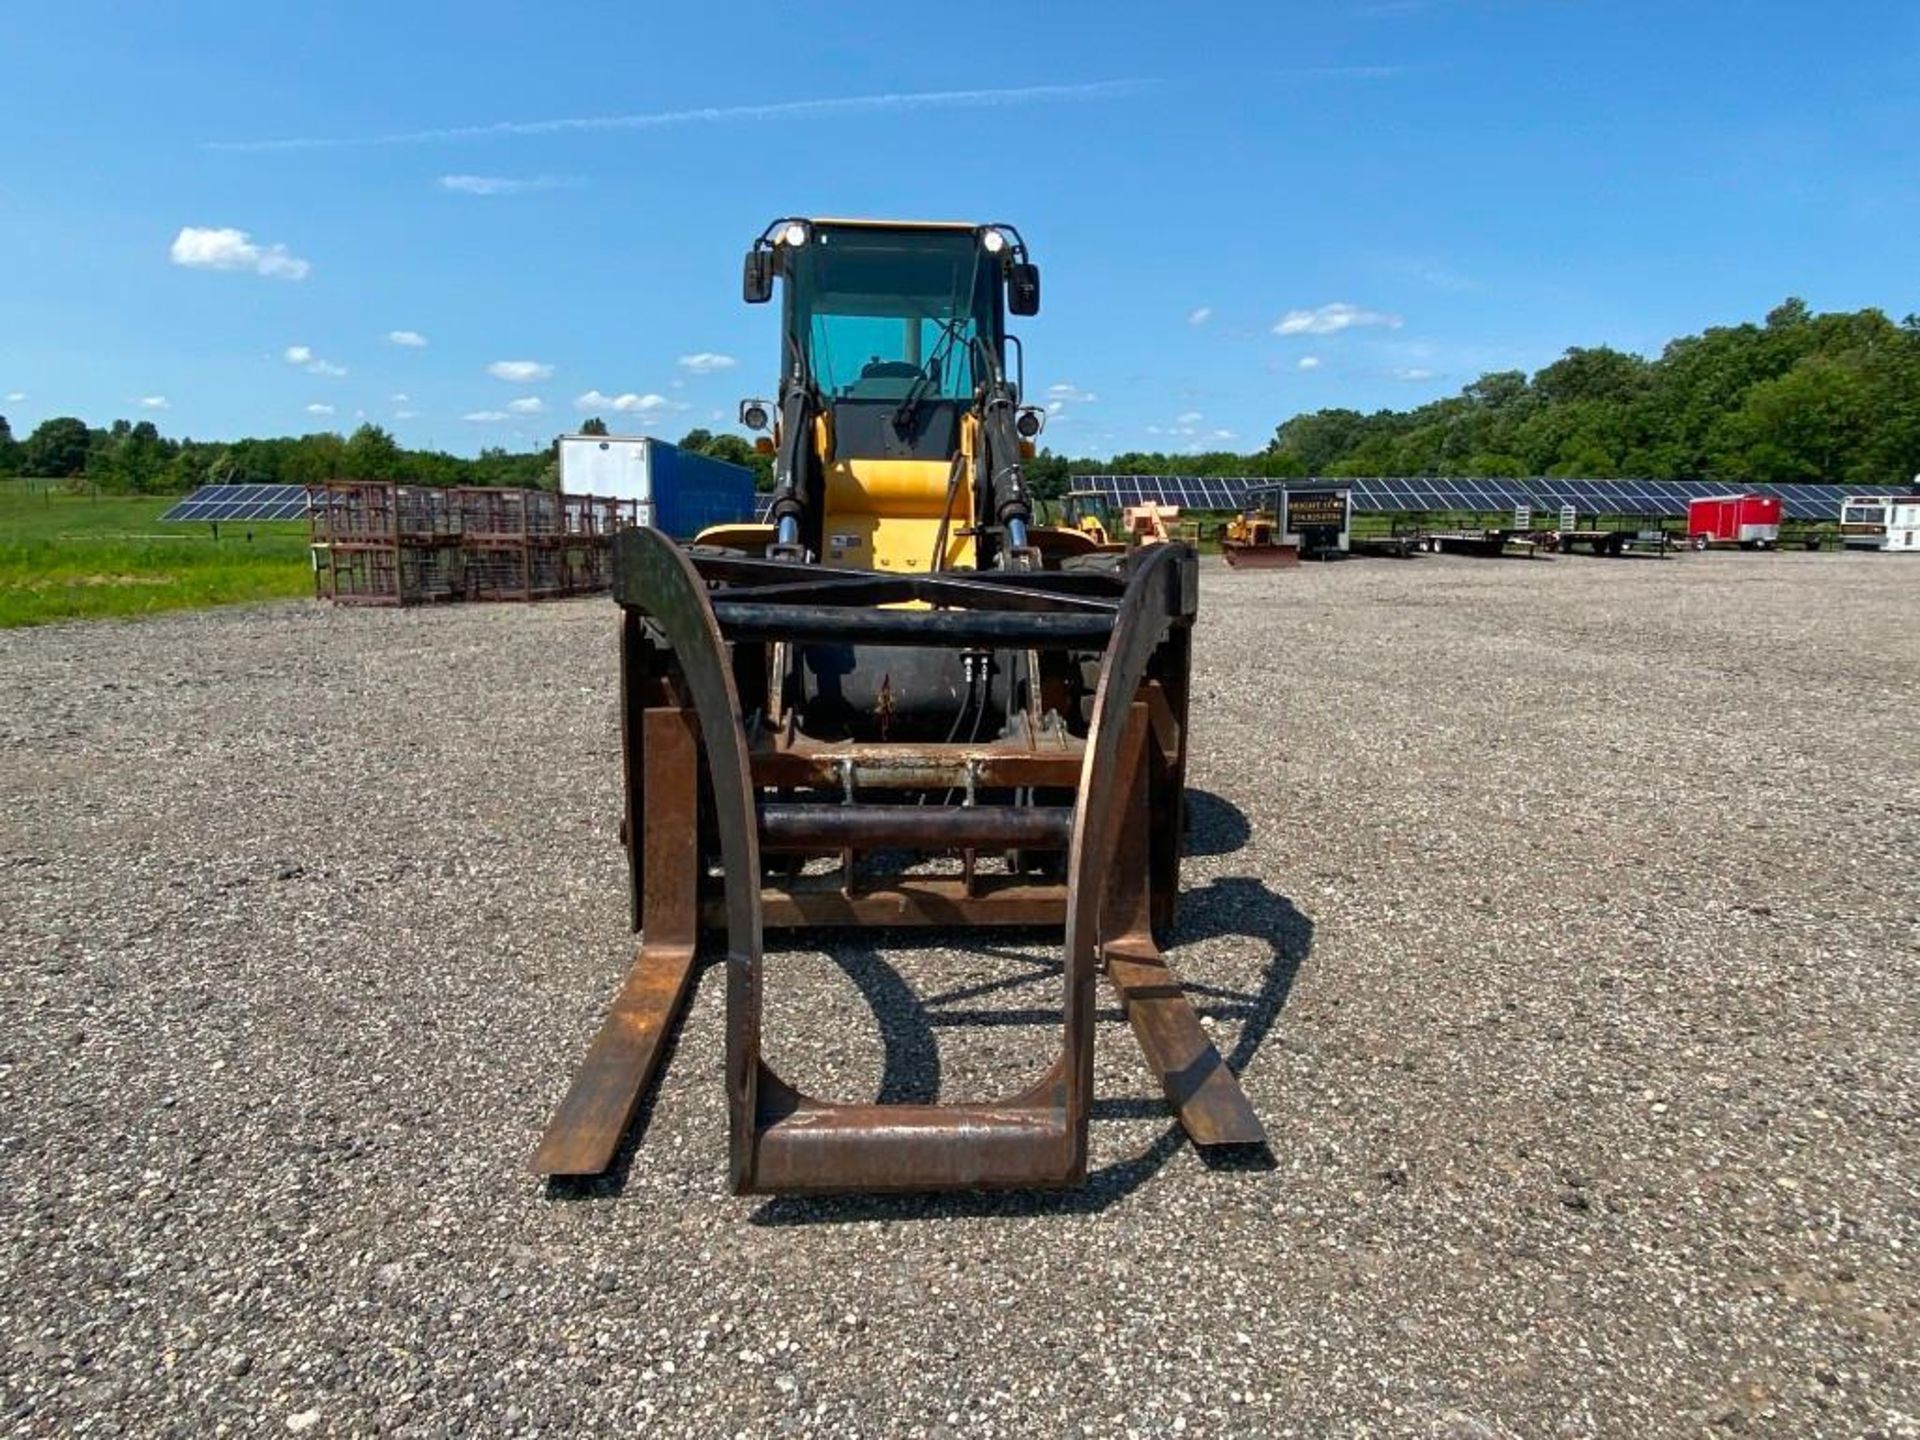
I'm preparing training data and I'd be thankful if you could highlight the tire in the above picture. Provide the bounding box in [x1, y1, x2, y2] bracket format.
[1692, 535, 1710, 552]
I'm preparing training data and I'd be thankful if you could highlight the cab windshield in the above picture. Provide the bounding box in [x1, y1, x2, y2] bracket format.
[787, 227, 998, 403]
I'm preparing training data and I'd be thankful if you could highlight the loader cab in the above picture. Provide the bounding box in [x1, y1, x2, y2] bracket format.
[741, 217, 1042, 575]
[774, 220, 1003, 463]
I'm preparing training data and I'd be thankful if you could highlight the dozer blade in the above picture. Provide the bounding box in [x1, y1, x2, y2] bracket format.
[1221, 543, 1300, 569]
[532, 528, 1266, 1194]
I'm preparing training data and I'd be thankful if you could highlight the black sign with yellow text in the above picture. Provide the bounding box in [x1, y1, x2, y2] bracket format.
[1286, 491, 1348, 530]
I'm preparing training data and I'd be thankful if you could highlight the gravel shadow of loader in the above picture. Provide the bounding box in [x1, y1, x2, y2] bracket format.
[744, 789, 1313, 1225]
[546, 791, 1310, 1214]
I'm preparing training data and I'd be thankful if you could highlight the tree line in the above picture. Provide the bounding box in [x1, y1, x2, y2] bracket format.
[1030, 298, 1918, 494]
[0, 411, 774, 496]
[4, 300, 1914, 499]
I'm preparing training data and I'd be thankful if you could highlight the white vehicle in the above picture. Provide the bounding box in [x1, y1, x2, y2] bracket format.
[1839, 489, 1920, 552]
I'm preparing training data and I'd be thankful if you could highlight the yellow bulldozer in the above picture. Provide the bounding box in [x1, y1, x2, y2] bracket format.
[1220, 504, 1298, 568]
[532, 218, 1264, 1194]
[1057, 487, 1125, 552]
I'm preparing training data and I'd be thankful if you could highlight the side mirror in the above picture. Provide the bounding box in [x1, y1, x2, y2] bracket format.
[1007, 262, 1040, 317]
[743, 248, 773, 304]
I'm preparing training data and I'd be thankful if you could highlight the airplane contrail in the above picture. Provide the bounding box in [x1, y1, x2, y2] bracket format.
[205, 79, 1163, 152]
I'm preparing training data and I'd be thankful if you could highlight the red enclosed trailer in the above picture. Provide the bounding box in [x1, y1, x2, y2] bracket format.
[1687, 493, 1781, 551]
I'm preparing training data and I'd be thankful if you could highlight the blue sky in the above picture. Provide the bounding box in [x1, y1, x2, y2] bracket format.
[1, 1, 1915, 458]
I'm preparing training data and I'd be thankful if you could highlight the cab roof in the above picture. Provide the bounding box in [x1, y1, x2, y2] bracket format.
[807, 217, 982, 232]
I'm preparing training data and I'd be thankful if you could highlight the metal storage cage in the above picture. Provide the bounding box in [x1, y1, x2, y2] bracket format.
[308, 481, 645, 605]
[308, 482, 463, 606]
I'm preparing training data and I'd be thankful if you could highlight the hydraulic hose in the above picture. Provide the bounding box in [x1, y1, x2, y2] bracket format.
[767, 386, 815, 551]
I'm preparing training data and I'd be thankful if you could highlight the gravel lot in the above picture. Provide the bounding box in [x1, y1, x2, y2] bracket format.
[3, 551, 1916, 1438]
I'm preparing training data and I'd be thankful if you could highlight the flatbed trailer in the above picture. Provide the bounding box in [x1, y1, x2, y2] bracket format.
[1619, 529, 1673, 557]
[1418, 528, 1540, 558]
[1551, 528, 1631, 556]
[1351, 534, 1419, 559]
[1548, 527, 1673, 557]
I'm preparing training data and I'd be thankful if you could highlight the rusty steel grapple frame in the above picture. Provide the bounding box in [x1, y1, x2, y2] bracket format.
[531, 528, 1266, 1194]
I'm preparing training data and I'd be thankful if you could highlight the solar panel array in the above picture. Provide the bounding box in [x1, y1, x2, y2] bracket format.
[1088, 475, 1887, 522]
[159, 483, 311, 523]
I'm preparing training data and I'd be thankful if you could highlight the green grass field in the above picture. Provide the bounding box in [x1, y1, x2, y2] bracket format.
[0, 479, 313, 628]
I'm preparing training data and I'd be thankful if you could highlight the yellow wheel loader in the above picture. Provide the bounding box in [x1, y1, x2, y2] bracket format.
[532, 218, 1264, 1194]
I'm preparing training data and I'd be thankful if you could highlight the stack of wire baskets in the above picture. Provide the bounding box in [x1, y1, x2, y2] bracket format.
[307, 482, 640, 606]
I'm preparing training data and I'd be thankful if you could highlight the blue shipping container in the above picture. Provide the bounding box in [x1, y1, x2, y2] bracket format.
[645, 439, 757, 537]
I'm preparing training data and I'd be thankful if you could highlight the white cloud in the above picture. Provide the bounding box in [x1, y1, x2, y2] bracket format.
[438, 174, 578, 196]
[394, 410, 419, 420]
[676, 352, 737, 375]
[507, 396, 546, 414]
[1187, 306, 1213, 326]
[1297, 355, 1323, 371]
[1176, 410, 1204, 425]
[284, 344, 346, 376]
[390, 392, 410, 403]
[575, 389, 675, 414]
[1393, 367, 1437, 381]
[464, 410, 511, 422]
[488, 359, 553, 382]
[305, 403, 335, 416]
[1273, 302, 1403, 336]
[387, 330, 429, 347]
[1047, 382, 1098, 404]
[4, 391, 23, 402]
[170, 226, 310, 280]
[1046, 401, 1064, 415]
[1211, 428, 1237, 440]
[138, 396, 170, 410]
